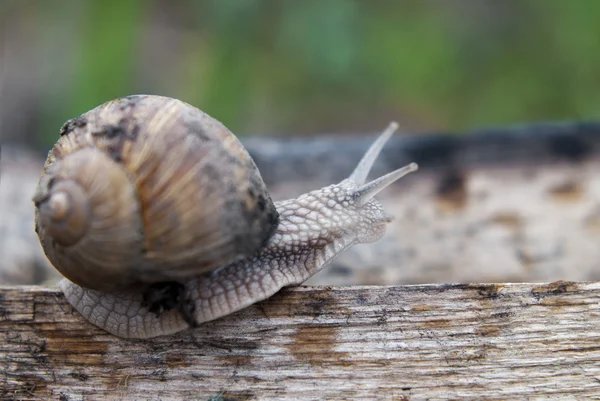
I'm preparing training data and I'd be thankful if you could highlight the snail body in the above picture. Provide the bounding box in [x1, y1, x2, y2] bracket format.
[34, 95, 418, 339]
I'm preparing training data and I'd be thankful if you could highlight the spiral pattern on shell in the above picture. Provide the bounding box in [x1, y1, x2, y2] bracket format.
[33, 95, 279, 292]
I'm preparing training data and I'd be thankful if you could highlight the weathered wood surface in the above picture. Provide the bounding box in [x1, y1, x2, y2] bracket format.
[2, 282, 600, 400]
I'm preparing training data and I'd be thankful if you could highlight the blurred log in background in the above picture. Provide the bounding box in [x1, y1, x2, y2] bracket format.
[3, 122, 600, 287]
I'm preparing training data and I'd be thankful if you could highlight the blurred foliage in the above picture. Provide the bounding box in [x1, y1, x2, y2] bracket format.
[1, 0, 600, 148]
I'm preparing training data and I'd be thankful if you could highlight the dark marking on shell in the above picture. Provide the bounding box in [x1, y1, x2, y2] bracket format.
[130, 121, 140, 140]
[257, 195, 266, 211]
[96, 124, 125, 139]
[32, 176, 55, 206]
[201, 163, 222, 194]
[91, 122, 138, 162]
[58, 116, 87, 136]
[186, 118, 211, 142]
[116, 96, 139, 113]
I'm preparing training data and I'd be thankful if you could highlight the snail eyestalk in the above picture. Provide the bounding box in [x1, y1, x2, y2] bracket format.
[347, 121, 418, 206]
[353, 162, 418, 206]
[349, 121, 399, 185]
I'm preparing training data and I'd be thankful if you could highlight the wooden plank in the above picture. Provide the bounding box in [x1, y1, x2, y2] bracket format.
[2, 282, 600, 400]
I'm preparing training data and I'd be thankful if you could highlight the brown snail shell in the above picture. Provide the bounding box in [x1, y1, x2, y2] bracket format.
[33, 95, 279, 292]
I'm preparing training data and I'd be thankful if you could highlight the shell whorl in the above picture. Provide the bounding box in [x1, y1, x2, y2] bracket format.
[33, 95, 279, 292]
[34, 147, 143, 291]
[35, 180, 88, 247]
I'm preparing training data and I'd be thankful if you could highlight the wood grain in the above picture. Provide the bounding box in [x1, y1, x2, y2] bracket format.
[2, 282, 600, 400]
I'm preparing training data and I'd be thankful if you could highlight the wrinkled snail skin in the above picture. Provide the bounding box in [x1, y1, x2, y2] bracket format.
[58, 122, 418, 339]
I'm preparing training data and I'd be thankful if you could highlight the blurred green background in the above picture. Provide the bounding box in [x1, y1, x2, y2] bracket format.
[1, 0, 600, 149]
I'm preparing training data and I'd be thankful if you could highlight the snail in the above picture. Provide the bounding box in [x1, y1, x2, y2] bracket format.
[32, 95, 418, 339]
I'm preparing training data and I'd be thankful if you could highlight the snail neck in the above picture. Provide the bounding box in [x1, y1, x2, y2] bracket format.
[265, 187, 362, 281]
[182, 182, 391, 324]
